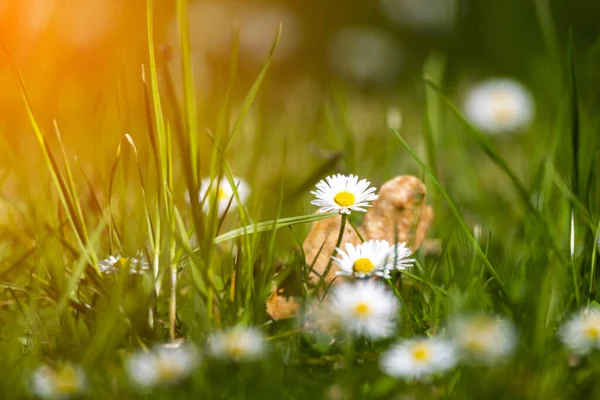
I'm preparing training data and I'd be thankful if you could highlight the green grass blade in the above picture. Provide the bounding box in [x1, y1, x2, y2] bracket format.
[0, 38, 97, 269]
[391, 129, 508, 297]
[223, 24, 282, 154]
[214, 212, 337, 243]
[424, 78, 567, 265]
[176, 0, 200, 185]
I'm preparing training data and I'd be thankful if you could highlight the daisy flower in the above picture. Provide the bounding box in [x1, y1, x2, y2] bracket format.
[449, 314, 517, 365]
[380, 337, 457, 380]
[98, 252, 149, 275]
[30, 362, 86, 400]
[311, 174, 378, 215]
[463, 78, 535, 134]
[198, 176, 251, 217]
[333, 240, 392, 278]
[329, 280, 399, 340]
[126, 344, 199, 389]
[208, 326, 267, 362]
[559, 307, 600, 355]
[384, 242, 415, 272]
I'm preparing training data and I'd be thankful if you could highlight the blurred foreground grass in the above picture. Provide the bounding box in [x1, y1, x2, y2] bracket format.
[0, 0, 600, 399]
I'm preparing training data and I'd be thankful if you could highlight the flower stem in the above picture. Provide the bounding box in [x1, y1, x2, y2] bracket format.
[344, 332, 356, 400]
[348, 219, 364, 242]
[317, 214, 347, 293]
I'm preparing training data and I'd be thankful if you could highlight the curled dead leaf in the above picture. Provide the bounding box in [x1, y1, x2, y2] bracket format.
[269, 175, 434, 320]
[302, 215, 362, 285]
[361, 175, 433, 251]
[266, 288, 301, 321]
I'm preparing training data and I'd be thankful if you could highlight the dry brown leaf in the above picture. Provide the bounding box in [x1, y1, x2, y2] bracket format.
[266, 288, 301, 321]
[361, 175, 433, 251]
[269, 175, 434, 320]
[302, 215, 362, 285]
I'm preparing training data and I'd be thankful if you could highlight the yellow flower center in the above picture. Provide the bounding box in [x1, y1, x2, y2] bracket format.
[585, 325, 600, 340]
[157, 359, 183, 382]
[464, 335, 486, 353]
[353, 302, 371, 317]
[54, 366, 80, 395]
[225, 335, 246, 358]
[491, 90, 515, 122]
[353, 258, 375, 274]
[117, 257, 129, 268]
[333, 191, 355, 207]
[215, 188, 228, 201]
[412, 344, 431, 362]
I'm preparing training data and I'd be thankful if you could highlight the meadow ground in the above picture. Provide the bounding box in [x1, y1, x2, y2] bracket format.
[0, 1, 600, 399]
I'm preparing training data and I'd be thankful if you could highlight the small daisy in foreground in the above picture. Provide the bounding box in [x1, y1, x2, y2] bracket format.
[449, 314, 517, 365]
[126, 344, 199, 389]
[559, 307, 600, 355]
[98, 252, 149, 275]
[329, 280, 399, 340]
[30, 362, 86, 399]
[463, 78, 534, 134]
[198, 176, 250, 217]
[380, 337, 457, 380]
[208, 326, 267, 362]
[311, 174, 378, 215]
[384, 242, 415, 272]
[333, 240, 392, 278]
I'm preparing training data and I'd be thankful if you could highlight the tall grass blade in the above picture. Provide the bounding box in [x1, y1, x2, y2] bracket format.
[223, 24, 282, 154]
[391, 129, 508, 297]
[214, 212, 337, 243]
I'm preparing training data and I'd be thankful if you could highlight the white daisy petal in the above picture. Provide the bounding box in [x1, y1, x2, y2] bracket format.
[380, 337, 457, 380]
[463, 78, 535, 135]
[329, 280, 399, 340]
[449, 314, 517, 365]
[311, 174, 378, 215]
[385, 242, 415, 271]
[333, 240, 392, 278]
[197, 176, 251, 217]
[559, 307, 600, 355]
[30, 363, 87, 400]
[127, 344, 199, 389]
[98, 252, 150, 275]
[208, 326, 267, 362]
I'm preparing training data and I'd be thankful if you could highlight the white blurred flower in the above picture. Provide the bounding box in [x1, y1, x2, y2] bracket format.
[98, 252, 150, 275]
[380, 337, 457, 380]
[239, 7, 302, 63]
[30, 363, 86, 400]
[198, 176, 251, 217]
[384, 242, 415, 272]
[311, 174, 378, 215]
[208, 326, 267, 362]
[333, 240, 392, 279]
[386, 107, 403, 132]
[463, 79, 535, 134]
[449, 314, 517, 364]
[329, 280, 399, 340]
[328, 28, 402, 85]
[127, 344, 199, 389]
[559, 307, 600, 355]
[301, 299, 342, 336]
[379, 0, 457, 33]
